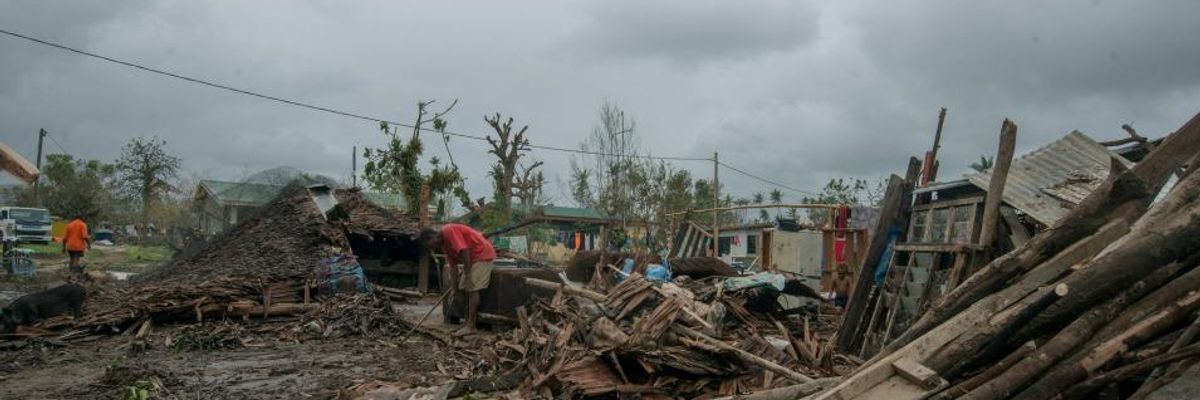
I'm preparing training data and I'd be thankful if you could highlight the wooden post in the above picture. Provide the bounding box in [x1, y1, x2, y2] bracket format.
[928, 107, 948, 183]
[418, 251, 431, 294]
[712, 151, 720, 256]
[978, 119, 1017, 249]
[418, 183, 432, 293]
[33, 129, 46, 204]
[418, 184, 431, 227]
[836, 157, 921, 351]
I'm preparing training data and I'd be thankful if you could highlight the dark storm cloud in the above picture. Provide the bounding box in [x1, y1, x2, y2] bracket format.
[566, 0, 820, 64]
[1, 1, 1197, 206]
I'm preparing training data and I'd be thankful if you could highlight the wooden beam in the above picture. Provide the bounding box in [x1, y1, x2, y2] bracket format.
[524, 277, 605, 302]
[892, 357, 946, 390]
[835, 174, 905, 350]
[978, 119, 1018, 248]
[0, 141, 39, 185]
[893, 243, 983, 253]
[675, 325, 816, 385]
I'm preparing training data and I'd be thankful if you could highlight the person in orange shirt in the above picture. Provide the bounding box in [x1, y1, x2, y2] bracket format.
[62, 214, 90, 277]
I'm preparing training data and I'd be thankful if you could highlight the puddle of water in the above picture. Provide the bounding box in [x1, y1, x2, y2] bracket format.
[106, 271, 137, 281]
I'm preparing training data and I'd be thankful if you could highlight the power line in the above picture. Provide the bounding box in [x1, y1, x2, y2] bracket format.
[45, 132, 69, 154]
[0, 27, 708, 162]
[1, 27, 818, 194]
[717, 161, 820, 196]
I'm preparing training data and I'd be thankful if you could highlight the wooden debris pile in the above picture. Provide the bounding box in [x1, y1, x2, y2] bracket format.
[295, 292, 412, 339]
[7, 183, 425, 342]
[483, 273, 839, 398]
[818, 113, 1200, 399]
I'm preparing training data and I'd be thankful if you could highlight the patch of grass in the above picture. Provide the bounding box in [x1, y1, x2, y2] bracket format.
[125, 246, 172, 263]
[17, 243, 63, 255]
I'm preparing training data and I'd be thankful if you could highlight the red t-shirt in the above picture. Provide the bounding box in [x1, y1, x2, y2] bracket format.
[440, 223, 496, 267]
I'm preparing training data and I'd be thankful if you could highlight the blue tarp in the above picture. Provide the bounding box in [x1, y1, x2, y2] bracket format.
[874, 225, 902, 285]
[316, 253, 370, 295]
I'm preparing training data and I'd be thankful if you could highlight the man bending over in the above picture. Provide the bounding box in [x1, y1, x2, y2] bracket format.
[420, 223, 495, 336]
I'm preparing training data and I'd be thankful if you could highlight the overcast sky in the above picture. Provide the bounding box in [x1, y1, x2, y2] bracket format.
[2, 0, 1198, 206]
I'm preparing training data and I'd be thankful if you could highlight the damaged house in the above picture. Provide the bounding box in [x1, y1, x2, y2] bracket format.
[841, 130, 1155, 358]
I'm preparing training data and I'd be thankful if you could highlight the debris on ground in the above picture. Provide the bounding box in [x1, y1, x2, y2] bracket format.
[479, 273, 841, 398]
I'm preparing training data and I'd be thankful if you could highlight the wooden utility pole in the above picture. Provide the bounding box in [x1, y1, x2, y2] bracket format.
[978, 119, 1018, 248]
[712, 151, 720, 256]
[351, 145, 357, 187]
[33, 129, 46, 205]
[927, 107, 948, 183]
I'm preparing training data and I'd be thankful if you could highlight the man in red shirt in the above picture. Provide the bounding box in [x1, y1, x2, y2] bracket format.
[62, 214, 90, 278]
[420, 223, 495, 336]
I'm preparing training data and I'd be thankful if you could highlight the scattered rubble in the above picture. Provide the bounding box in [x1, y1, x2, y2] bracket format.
[479, 273, 842, 398]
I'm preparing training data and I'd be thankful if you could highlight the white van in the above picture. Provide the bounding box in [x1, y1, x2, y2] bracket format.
[0, 207, 52, 244]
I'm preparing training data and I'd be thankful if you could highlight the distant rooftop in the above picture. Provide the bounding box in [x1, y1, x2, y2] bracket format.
[195, 179, 405, 210]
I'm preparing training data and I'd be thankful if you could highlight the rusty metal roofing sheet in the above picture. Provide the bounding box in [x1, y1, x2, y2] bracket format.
[965, 131, 1131, 226]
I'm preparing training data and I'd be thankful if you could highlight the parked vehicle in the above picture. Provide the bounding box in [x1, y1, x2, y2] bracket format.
[0, 207, 52, 244]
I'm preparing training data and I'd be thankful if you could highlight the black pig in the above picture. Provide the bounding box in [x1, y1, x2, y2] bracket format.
[0, 284, 86, 334]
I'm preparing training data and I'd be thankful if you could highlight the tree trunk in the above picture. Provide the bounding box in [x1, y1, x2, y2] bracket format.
[1013, 263, 1200, 400]
[1018, 165, 1200, 339]
[958, 259, 1189, 400]
[1059, 342, 1200, 400]
[928, 284, 1066, 377]
[931, 340, 1038, 400]
[1129, 312, 1200, 399]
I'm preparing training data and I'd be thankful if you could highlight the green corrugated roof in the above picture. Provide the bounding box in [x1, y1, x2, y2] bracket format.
[537, 205, 605, 220]
[198, 180, 405, 209]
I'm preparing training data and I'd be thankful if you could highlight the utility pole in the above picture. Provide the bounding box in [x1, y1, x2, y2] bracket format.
[712, 151, 720, 256]
[34, 129, 46, 205]
[351, 145, 357, 187]
[926, 107, 948, 184]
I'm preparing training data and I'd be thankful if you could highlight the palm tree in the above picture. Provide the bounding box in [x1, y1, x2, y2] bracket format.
[769, 189, 783, 220]
[970, 155, 994, 172]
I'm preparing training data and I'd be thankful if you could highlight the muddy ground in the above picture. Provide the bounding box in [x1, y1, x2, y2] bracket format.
[0, 330, 468, 400]
[0, 250, 481, 400]
[0, 296, 480, 400]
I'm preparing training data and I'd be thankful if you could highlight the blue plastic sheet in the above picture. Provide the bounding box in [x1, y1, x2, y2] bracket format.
[316, 253, 370, 295]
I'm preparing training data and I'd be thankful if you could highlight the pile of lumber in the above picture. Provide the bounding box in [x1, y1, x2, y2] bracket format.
[817, 112, 1200, 399]
[482, 273, 841, 398]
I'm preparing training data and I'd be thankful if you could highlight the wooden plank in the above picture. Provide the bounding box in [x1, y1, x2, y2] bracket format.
[893, 243, 981, 253]
[892, 357, 946, 390]
[417, 252, 431, 294]
[0, 141, 38, 185]
[978, 120, 1018, 248]
[836, 173, 909, 350]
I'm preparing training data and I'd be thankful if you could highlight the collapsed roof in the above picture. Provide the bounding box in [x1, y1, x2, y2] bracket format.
[143, 184, 418, 284]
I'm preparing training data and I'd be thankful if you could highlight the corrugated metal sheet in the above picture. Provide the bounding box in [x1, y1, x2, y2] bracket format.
[965, 131, 1131, 226]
